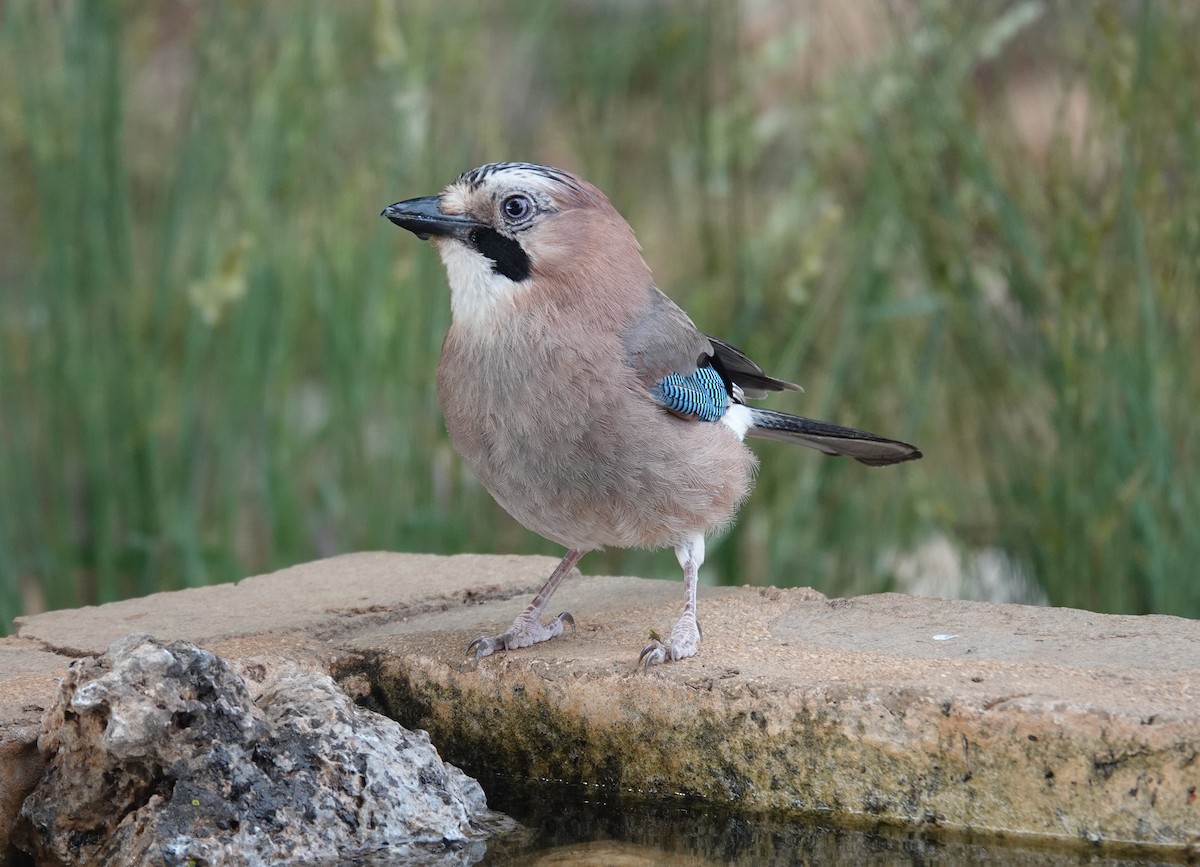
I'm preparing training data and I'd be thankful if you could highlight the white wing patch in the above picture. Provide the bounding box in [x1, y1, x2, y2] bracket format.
[720, 403, 753, 441]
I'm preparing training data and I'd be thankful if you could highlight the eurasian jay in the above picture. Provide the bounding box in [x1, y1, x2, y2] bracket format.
[382, 162, 921, 669]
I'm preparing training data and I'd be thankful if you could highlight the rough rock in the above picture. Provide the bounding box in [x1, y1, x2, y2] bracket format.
[14, 633, 511, 866]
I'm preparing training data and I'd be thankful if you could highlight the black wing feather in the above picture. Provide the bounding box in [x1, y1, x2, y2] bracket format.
[704, 335, 803, 398]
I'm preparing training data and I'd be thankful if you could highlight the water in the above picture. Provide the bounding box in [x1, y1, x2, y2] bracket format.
[476, 776, 1183, 866]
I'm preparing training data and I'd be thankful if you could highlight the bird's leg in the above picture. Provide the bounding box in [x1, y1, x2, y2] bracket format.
[640, 534, 705, 670]
[468, 548, 585, 660]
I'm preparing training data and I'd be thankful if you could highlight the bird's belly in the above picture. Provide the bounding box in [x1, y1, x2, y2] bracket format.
[437, 359, 756, 550]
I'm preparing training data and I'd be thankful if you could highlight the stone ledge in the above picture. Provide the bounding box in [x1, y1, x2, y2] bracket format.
[4, 552, 1199, 858]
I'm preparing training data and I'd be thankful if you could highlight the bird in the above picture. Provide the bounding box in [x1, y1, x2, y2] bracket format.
[382, 162, 921, 669]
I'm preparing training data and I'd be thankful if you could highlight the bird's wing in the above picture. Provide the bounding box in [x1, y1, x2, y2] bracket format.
[619, 287, 729, 421]
[703, 335, 803, 399]
[619, 286, 802, 422]
[617, 288, 921, 462]
[618, 286, 801, 403]
[649, 366, 729, 422]
[620, 287, 714, 384]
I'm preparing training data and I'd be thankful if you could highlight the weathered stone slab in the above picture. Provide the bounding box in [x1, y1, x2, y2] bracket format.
[13, 552, 563, 655]
[0, 638, 70, 860]
[3, 553, 1198, 858]
[337, 576, 1200, 853]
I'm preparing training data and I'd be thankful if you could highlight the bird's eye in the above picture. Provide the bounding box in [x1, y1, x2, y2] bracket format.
[501, 194, 534, 223]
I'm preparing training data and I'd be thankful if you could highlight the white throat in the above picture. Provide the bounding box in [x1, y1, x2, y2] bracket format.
[438, 241, 521, 329]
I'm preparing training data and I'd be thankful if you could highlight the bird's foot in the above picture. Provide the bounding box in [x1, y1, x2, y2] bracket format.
[638, 615, 702, 670]
[468, 611, 575, 660]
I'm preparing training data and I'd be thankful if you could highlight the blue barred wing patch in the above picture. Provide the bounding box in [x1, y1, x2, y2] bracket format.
[650, 366, 728, 422]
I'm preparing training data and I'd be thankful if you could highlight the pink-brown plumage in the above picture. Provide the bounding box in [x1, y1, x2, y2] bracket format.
[382, 161, 920, 667]
[437, 298, 757, 552]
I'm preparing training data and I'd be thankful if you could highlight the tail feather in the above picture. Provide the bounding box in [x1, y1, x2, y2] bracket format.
[747, 408, 922, 467]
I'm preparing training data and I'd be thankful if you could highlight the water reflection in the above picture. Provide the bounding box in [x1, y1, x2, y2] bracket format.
[478, 776, 1178, 866]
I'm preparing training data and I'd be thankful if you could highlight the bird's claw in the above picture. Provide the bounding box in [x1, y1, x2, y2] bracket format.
[639, 641, 668, 670]
[467, 611, 575, 660]
[638, 616, 702, 671]
[467, 635, 502, 660]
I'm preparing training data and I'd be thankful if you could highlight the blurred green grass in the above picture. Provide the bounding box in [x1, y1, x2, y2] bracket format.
[1, 0, 1197, 627]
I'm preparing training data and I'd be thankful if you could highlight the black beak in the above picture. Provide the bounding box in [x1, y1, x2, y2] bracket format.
[380, 196, 481, 241]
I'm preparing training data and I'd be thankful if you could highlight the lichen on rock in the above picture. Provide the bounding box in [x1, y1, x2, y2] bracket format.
[15, 633, 512, 866]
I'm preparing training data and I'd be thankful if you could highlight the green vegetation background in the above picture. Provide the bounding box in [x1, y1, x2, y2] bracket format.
[2, 1, 1197, 628]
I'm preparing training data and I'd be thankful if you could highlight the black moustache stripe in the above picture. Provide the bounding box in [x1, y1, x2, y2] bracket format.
[470, 227, 531, 282]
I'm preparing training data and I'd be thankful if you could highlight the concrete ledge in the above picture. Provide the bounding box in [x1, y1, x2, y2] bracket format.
[5, 552, 1200, 857]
